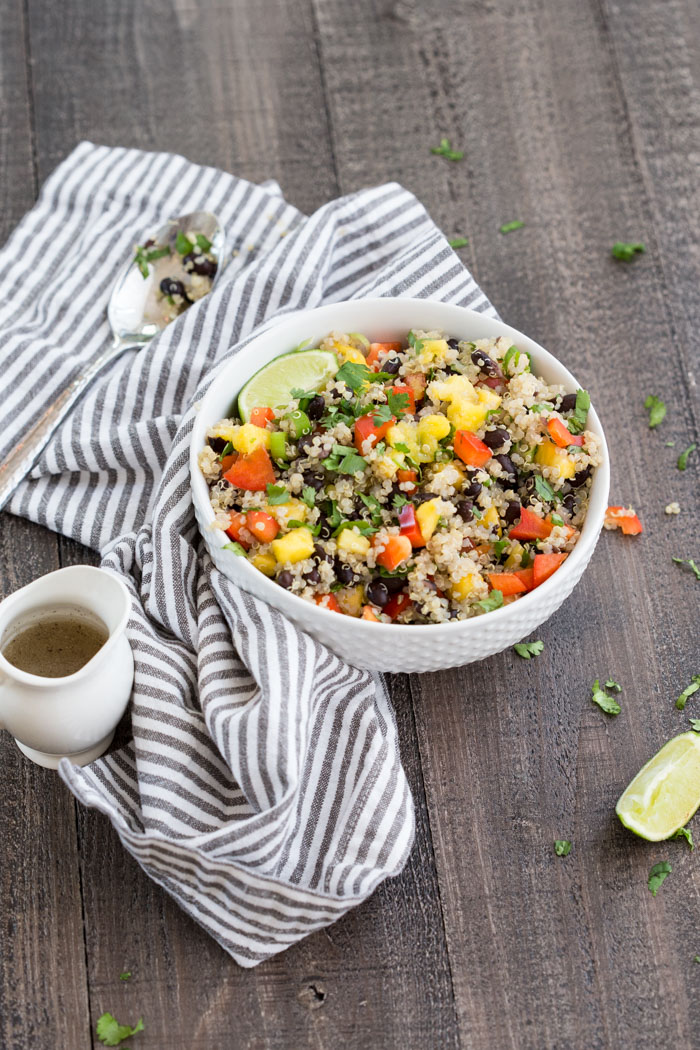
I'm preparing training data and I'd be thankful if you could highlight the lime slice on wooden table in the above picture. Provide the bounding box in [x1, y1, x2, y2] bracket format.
[237, 350, 338, 422]
[616, 731, 700, 840]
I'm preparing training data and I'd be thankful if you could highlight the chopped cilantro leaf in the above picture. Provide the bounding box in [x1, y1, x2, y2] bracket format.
[359, 492, 384, 525]
[673, 826, 694, 850]
[567, 389, 591, 435]
[301, 486, 317, 509]
[502, 345, 521, 374]
[514, 640, 544, 659]
[431, 137, 464, 161]
[119, 971, 132, 981]
[393, 441, 411, 454]
[335, 361, 373, 393]
[175, 231, 194, 255]
[407, 331, 425, 354]
[448, 236, 469, 249]
[499, 220, 525, 234]
[332, 520, 378, 538]
[387, 389, 410, 418]
[392, 493, 410, 509]
[690, 718, 700, 733]
[222, 542, 246, 556]
[695, 956, 700, 964]
[323, 499, 343, 530]
[133, 243, 170, 278]
[554, 840, 571, 856]
[477, 590, 503, 613]
[288, 519, 321, 534]
[611, 241, 645, 261]
[591, 678, 621, 715]
[529, 404, 549, 413]
[323, 445, 367, 475]
[648, 861, 671, 896]
[550, 513, 564, 526]
[605, 679, 622, 693]
[96, 1012, 144, 1046]
[195, 233, 212, 253]
[672, 557, 700, 580]
[676, 676, 700, 711]
[266, 483, 290, 505]
[371, 403, 394, 426]
[677, 443, 697, 471]
[493, 538, 509, 558]
[644, 395, 666, 428]
[534, 476, 556, 503]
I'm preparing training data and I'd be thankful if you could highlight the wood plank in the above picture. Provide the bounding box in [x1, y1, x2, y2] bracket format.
[0, 5, 92, 1048]
[29, 1, 458, 1044]
[315, 0, 700, 1046]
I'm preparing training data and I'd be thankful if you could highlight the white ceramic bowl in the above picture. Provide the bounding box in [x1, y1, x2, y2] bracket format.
[190, 298, 610, 673]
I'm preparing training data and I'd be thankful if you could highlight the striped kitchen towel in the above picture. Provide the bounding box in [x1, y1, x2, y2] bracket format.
[0, 142, 496, 966]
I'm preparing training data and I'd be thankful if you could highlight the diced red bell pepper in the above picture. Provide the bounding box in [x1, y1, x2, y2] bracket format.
[367, 341, 402, 370]
[547, 416, 584, 448]
[245, 510, 279, 544]
[604, 506, 643, 535]
[354, 411, 395, 452]
[487, 572, 528, 596]
[374, 534, 412, 572]
[223, 445, 276, 491]
[249, 406, 275, 428]
[361, 604, 381, 622]
[403, 372, 427, 403]
[454, 430, 492, 468]
[532, 552, 568, 587]
[219, 453, 237, 473]
[508, 506, 553, 541]
[398, 503, 425, 548]
[314, 593, 342, 613]
[383, 592, 412, 620]
[391, 384, 416, 415]
[513, 567, 535, 591]
[396, 468, 418, 495]
[225, 511, 251, 550]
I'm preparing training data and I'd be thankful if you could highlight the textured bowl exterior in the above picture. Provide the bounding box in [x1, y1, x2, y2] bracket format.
[191, 298, 610, 673]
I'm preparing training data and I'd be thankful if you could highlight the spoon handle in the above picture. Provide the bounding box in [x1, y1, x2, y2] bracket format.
[0, 344, 130, 512]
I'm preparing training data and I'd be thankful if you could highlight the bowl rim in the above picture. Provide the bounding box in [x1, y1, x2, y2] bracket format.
[190, 296, 610, 634]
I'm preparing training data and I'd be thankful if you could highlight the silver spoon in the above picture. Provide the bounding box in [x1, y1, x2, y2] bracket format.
[0, 210, 226, 511]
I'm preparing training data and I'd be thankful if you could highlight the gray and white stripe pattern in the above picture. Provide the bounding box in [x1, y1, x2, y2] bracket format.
[1, 143, 495, 965]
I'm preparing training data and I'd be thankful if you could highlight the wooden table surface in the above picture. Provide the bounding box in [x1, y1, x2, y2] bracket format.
[2, 1, 699, 1047]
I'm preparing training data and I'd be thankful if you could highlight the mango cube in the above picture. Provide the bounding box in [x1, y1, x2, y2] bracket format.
[335, 584, 365, 617]
[251, 552, 276, 577]
[428, 374, 477, 404]
[450, 573, 476, 602]
[481, 505, 500, 530]
[535, 439, 576, 480]
[335, 343, 367, 365]
[271, 527, 315, 564]
[416, 498, 442, 541]
[336, 529, 371, 556]
[418, 338, 450, 365]
[232, 422, 271, 454]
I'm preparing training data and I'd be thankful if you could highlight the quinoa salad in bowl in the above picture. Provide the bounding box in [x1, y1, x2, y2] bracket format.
[197, 327, 603, 626]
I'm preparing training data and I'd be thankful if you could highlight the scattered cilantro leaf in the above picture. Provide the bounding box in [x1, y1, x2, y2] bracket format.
[392, 493, 410, 509]
[550, 513, 564, 526]
[554, 840, 571, 857]
[611, 241, 645, 261]
[301, 486, 316, 509]
[591, 678, 621, 715]
[514, 640, 544, 660]
[529, 403, 549, 413]
[222, 542, 246, 556]
[534, 476, 556, 503]
[175, 231, 194, 255]
[335, 361, 374, 393]
[493, 537, 510, 558]
[266, 483, 290, 505]
[448, 236, 469, 249]
[676, 675, 700, 711]
[288, 520, 321, 534]
[690, 718, 700, 733]
[673, 826, 694, 850]
[371, 403, 394, 427]
[133, 243, 170, 278]
[430, 137, 464, 161]
[332, 520, 378, 538]
[672, 557, 700, 580]
[500, 220, 525, 234]
[96, 1012, 144, 1046]
[217, 441, 233, 461]
[407, 331, 425, 354]
[665, 440, 676, 447]
[648, 861, 671, 897]
[644, 395, 667, 429]
[387, 389, 410, 418]
[195, 233, 212, 253]
[323, 445, 367, 475]
[119, 971, 132, 981]
[477, 590, 503, 613]
[502, 345, 521, 374]
[605, 679, 622, 693]
[677, 443, 697, 471]
[359, 492, 384, 525]
[567, 389, 591, 435]
[695, 955, 700, 964]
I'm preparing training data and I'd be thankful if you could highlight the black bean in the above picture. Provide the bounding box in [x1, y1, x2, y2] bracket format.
[317, 519, 332, 540]
[302, 470, 325, 492]
[456, 499, 474, 522]
[413, 491, 440, 505]
[482, 427, 510, 450]
[313, 543, 334, 564]
[306, 394, 325, 420]
[504, 500, 521, 525]
[277, 571, 294, 589]
[571, 464, 592, 488]
[463, 477, 483, 499]
[303, 567, 321, 585]
[183, 252, 217, 277]
[493, 454, 518, 488]
[382, 356, 402, 375]
[334, 560, 356, 586]
[562, 493, 577, 515]
[558, 392, 578, 413]
[381, 575, 406, 595]
[208, 436, 228, 454]
[447, 337, 460, 349]
[160, 277, 187, 298]
[366, 579, 390, 607]
[470, 348, 501, 377]
[520, 475, 537, 501]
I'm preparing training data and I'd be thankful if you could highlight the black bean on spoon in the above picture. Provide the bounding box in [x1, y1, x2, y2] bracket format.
[160, 277, 187, 298]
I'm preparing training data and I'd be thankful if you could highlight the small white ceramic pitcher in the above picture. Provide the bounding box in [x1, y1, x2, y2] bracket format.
[0, 565, 134, 768]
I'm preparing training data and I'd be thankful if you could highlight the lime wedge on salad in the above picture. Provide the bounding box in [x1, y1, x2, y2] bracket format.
[616, 731, 700, 841]
[237, 349, 338, 422]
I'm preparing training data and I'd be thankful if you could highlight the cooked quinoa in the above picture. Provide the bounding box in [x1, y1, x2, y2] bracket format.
[198, 329, 601, 624]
